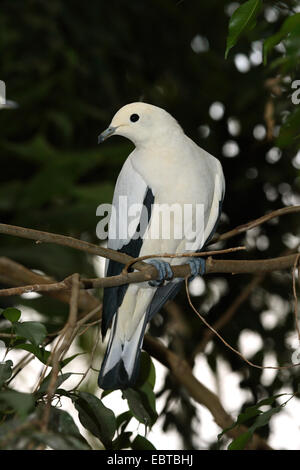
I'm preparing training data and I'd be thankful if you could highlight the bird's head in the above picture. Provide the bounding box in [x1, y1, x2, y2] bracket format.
[98, 102, 182, 147]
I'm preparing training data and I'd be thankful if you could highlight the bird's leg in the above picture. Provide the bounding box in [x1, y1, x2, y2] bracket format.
[186, 257, 206, 281]
[146, 259, 174, 287]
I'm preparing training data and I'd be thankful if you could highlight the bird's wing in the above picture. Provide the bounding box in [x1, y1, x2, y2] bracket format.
[148, 159, 225, 322]
[202, 160, 225, 247]
[102, 156, 154, 337]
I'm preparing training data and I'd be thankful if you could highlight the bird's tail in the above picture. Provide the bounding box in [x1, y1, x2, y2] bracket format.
[98, 312, 147, 390]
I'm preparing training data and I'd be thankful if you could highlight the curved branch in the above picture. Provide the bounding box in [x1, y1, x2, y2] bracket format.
[212, 205, 300, 244]
[144, 335, 271, 449]
[0, 223, 147, 270]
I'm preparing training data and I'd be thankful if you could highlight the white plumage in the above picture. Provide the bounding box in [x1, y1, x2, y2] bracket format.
[98, 102, 225, 389]
[0, 80, 17, 109]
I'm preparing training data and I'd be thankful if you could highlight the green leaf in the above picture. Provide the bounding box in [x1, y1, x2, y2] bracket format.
[2, 308, 21, 323]
[285, 24, 300, 59]
[48, 407, 81, 435]
[263, 13, 300, 64]
[250, 407, 281, 432]
[0, 390, 35, 419]
[226, 407, 281, 449]
[263, 31, 283, 66]
[74, 391, 116, 447]
[14, 321, 47, 347]
[37, 372, 72, 397]
[254, 394, 287, 408]
[123, 388, 151, 425]
[135, 352, 156, 389]
[276, 107, 300, 148]
[123, 386, 157, 427]
[225, 0, 262, 58]
[235, 406, 261, 424]
[54, 388, 75, 399]
[228, 431, 252, 450]
[131, 435, 156, 450]
[14, 347, 85, 369]
[14, 343, 50, 365]
[60, 352, 86, 368]
[225, 396, 285, 449]
[116, 410, 133, 432]
[101, 389, 115, 399]
[139, 382, 157, 422]
[31, 432, 91, 450]
[0, 360, 13, 387]
[112, 432, 132, 450]
[31, 406, 91, 449]
[218, 406, 261, 440]
[218, 393, 289, 441]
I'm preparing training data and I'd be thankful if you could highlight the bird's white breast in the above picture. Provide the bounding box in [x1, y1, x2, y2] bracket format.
[129, 135, 223, 256]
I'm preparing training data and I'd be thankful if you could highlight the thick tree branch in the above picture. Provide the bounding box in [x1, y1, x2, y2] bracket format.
[41, 273, 80, 432]
[144, 335, 271, 449]
[0, 253, 298, 297]
[0, 257, 99, 309]
[0, 223, 147, 270]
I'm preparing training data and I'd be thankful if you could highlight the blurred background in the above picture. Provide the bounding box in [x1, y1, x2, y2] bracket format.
[0, 0, 300, 450]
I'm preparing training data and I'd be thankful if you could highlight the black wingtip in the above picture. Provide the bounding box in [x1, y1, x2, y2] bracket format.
[98, 359, 136, 390]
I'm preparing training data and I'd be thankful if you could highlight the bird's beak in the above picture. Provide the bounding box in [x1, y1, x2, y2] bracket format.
[98, 126, 117, 144]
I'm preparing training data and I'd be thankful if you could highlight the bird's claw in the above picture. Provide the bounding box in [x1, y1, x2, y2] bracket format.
[147, 259, 173, 287]
[187, 257, 206, 281]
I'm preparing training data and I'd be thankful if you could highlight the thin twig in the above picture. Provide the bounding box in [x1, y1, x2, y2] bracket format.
[191, 273, 266, 358]
[191, 246, 300, 358]
[70, 325, 101, 391]
[11, 305, 102, 391]
[211, 205, 300, 244]
[40, 273, 80, 432]
[122, 246, 246, 274]
[185, 277, 300, 370]
[0, 280, 71, 297]
[292, 254, 300, 341]
[77, 319, 101, 337]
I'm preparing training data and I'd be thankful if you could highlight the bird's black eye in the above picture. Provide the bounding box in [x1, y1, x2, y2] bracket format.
[130, 113, 139, 123]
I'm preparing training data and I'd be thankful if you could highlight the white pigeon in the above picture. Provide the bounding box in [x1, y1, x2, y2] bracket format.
[98, 102, 225, 389]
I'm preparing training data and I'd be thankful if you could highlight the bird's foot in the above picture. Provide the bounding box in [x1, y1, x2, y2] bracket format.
[187, 257, 206, 281]
[146, 259, 174, 287]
